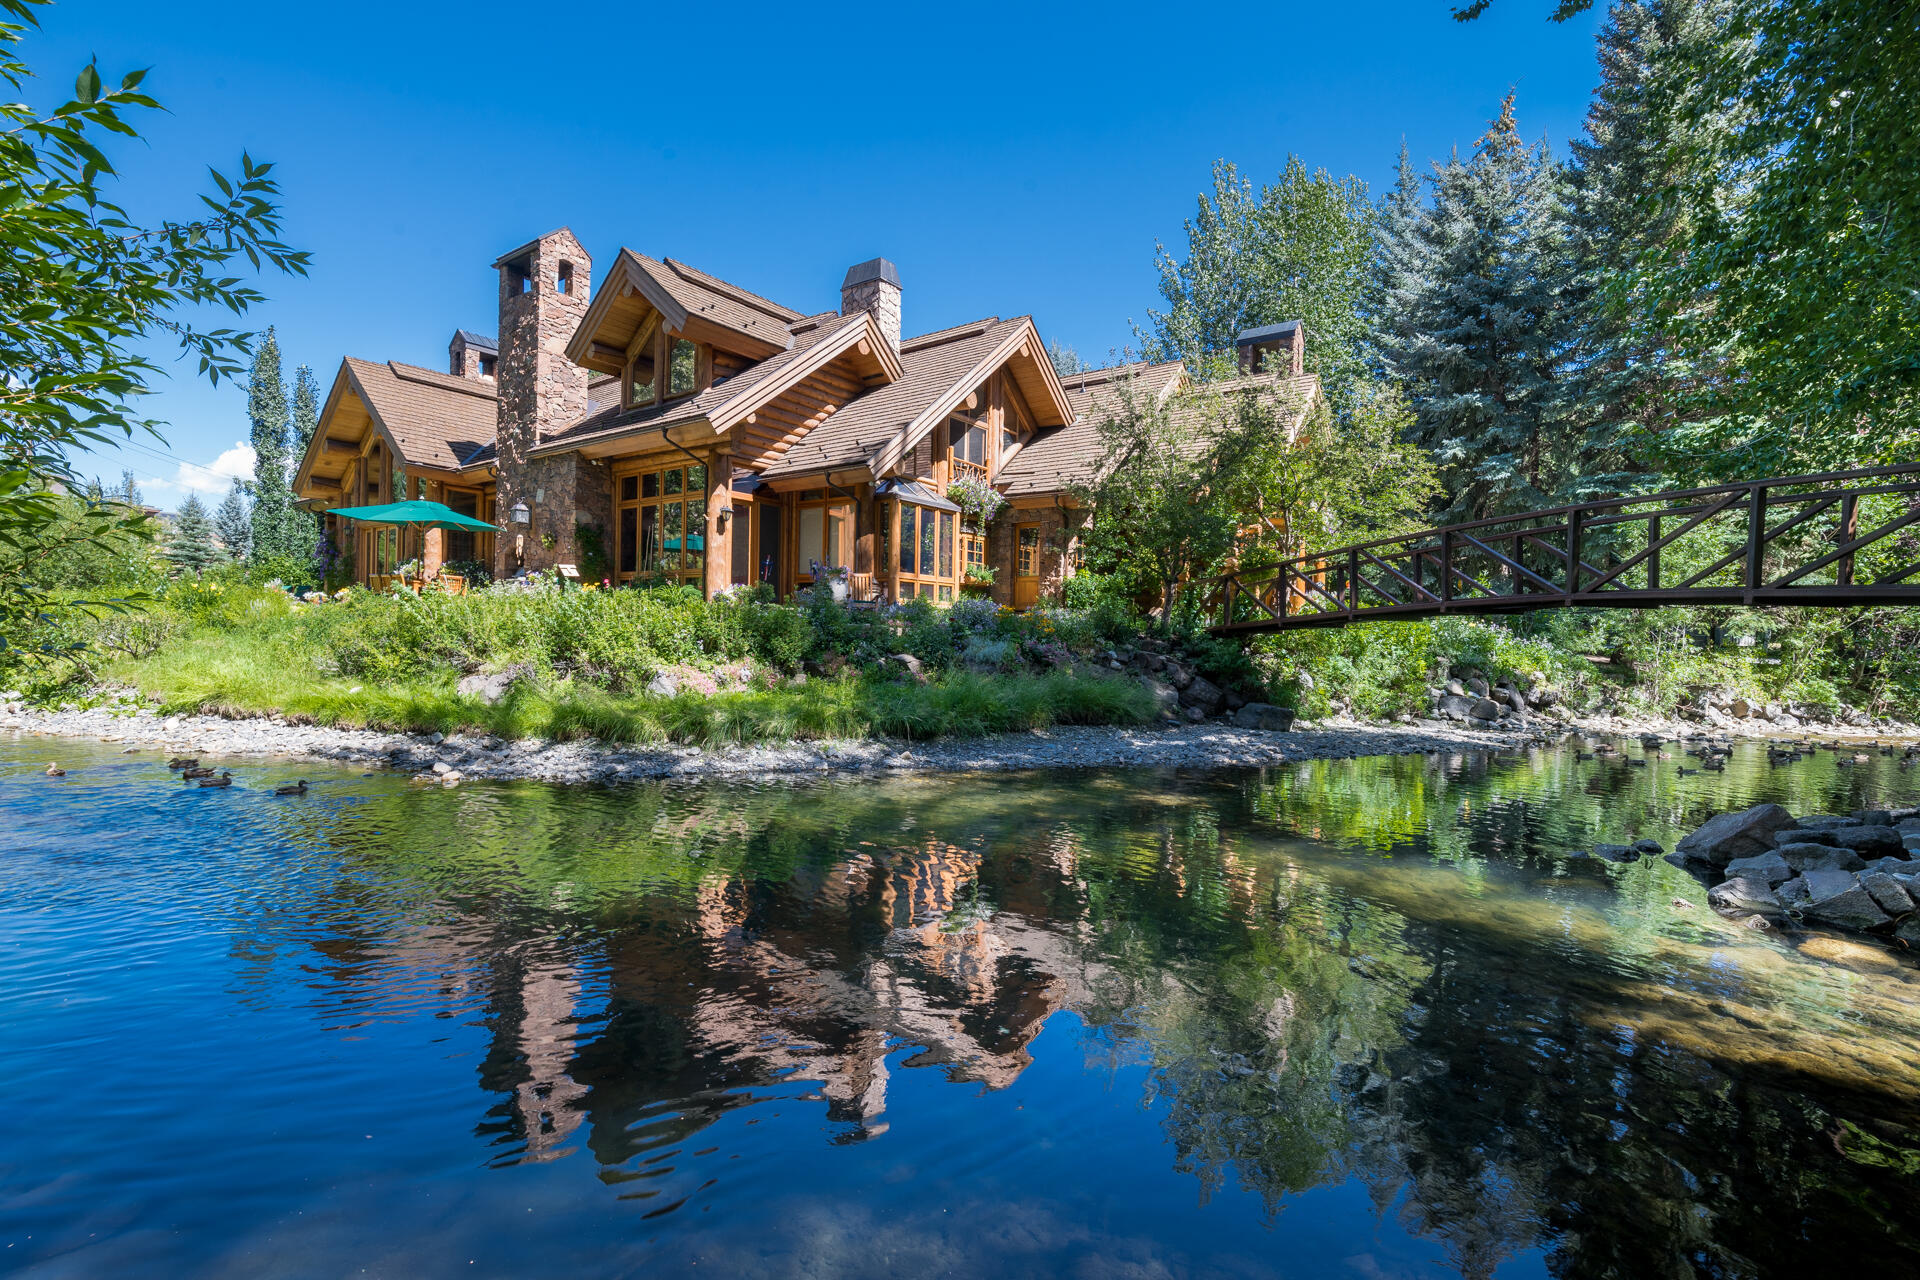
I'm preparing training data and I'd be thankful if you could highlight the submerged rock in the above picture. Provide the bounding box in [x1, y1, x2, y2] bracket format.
[1801, 869, 1892, 930]
[1708, 876, 1781, 914]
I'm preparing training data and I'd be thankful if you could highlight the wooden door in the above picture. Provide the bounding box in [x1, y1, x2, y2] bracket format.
[1013, 522, 1041, 608]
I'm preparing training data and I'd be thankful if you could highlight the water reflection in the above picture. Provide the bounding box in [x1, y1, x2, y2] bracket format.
[5, 738, 1920, 1276]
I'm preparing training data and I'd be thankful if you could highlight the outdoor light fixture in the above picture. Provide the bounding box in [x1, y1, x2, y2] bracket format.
[714, 504, 733, 534]
[508, 500, 531, 571]
[509, 501, 530, 527]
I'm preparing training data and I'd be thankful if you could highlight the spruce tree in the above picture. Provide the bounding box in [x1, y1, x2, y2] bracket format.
[215, 482, 252, 560]
[247, 327, 291, 560]
[1366, 143, 1425, 377]
[167, 495, 220, 573]
[1384, 94, 1576, 522]
[1559, 0, 1699, 495]
[282, 362, 321, 560]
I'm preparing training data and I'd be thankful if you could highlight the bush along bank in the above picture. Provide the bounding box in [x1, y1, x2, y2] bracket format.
[1673, 799, 1920, 947]
[20, 576, 1270, 746]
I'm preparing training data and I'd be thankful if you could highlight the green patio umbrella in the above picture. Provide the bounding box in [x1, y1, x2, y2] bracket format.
[325, 500, 497, 532]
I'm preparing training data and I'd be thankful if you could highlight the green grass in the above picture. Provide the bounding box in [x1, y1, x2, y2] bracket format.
[103, 619, 1155, 746]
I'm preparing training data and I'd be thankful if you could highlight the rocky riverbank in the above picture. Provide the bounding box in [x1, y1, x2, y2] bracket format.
[0, 690, 1570, 784]
[1671, 800, 1920, 946]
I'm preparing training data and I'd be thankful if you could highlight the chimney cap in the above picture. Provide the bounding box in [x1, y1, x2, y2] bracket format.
[842, 257, 902, 290]
[452, 329, 498, 353]
[1234, 320, 1301, 347]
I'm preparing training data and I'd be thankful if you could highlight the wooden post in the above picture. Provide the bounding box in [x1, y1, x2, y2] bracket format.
[1441, 530, 1455, 606]
[1745, 484, 1767, 595]
[1564, 508, 1581, 604]
[1347, 547, 1360, 615]
[1647, 512, 1661, 591]
[1838, 493, 1859, 586]
[705, 450, 731, 599]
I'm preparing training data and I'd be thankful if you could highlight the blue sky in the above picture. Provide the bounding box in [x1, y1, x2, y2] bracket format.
[45, 0, 1605, 508]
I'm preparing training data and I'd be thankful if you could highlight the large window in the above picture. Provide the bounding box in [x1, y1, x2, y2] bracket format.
[948, 409, 988, 481]
[613, 463, 706, 585]
[626, 353, 655, 408]
[896, 501, 957, 601]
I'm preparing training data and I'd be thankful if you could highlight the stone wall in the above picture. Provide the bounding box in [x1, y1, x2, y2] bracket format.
[493, 230, 591, 578]
[839, 258, 902, 350]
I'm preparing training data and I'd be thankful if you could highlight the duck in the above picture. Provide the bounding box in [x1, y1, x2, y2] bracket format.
[1576, 751, 1595, 761]
[182, 766, 215, 780]
[1677, 767, 1699, 776]
[1701, 757, 1726, 771]
[273, 780, 308, 796]
[44, 763, 64, 776]
[197, 771, 233, 788]
[167, 756, 199, 771]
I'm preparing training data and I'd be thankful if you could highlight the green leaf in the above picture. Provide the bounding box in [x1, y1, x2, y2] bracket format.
[74, 61, 99, 104]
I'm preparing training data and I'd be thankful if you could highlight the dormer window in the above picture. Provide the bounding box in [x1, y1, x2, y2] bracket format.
[666, 338, 699, 400]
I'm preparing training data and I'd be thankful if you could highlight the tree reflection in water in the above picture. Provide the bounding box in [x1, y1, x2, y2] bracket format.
[250, 746, 1920, 1276]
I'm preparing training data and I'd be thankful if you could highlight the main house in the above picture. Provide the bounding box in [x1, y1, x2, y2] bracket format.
[292, 229, 1321, 607]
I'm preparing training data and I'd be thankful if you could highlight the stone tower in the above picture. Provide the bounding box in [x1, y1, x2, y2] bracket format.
[492, 229, 592, 576]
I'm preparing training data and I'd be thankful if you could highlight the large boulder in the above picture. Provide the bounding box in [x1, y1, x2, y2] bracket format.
[1724, 850, 1793, 886]
[456, 670, 520, 705]
[1179, 676, 1225, 714]
[1233, 703, 1295, 732]
[1833, 825, 1905, 857]
[1437, 693, 1478, 722]
[645, 672, 681, 698]
[1801, 869, 1892, 930]
[1674, 804, 1798, 868]
[1468, 697, 1502, 722]
[1709, 876, 1780, 913]
[1774, 828, 1840, 847]
[1795, 814, 1861, 830]
[1138, 677, 1181, 719]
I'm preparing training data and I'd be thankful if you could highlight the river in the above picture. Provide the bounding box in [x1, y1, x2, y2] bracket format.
[4, 735, 1919, 1277]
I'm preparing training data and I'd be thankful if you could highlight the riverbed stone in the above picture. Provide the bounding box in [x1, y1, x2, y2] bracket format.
[1850, 809, 1895, 827]
[1232, 703, 1295, 732]
[1776, 841, 1868, 872]
[1674, 803, 1798, 868]
[1468, 698, 1501, 722]
[1801, 871, 1892, 930]
[1589, 844, 1640, 863]
[1773, 828, 1840, 847]
[1633, 838, 1666, 855]
[1796, 815, 1862, 830]
[1859, 872, 1916, 917]
[1724, 850, 1793, 885]
[1436, 694, 1478, 721]
[1833, 825, 1904, 857]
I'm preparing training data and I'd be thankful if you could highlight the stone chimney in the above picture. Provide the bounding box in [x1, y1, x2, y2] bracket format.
[840, 258, 902, 349]
[448, 330, 497, 382]
[492, 228, 593, 576]
[1234, 320, 1305, 377]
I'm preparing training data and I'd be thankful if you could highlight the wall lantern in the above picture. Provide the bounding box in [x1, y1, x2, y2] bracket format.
[509, 501, 530, 527]
[714, 504, 733, 534]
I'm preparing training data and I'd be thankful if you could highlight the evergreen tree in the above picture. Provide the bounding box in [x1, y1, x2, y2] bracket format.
[247, 326, 292, 560]
[1145, 157, 1376, 417]
[1366, 143, 1426, 377]
[167, 494, 220, 573]
[214, 482, 251, 559]
[1558, 0, 1707, 494]
[118, 469, 143, 508]
[1384, 94, 1577, 522]
[282, 361, 321, 559]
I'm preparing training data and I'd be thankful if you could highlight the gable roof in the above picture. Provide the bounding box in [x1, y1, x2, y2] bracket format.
[565, 249, 804, 369]
[533, 310, 899, 458]
[294, 357, 500, 496]
[759, 315, 1072, 482]
[996, 360, 1185, 498]
[453, 329, 497, 353]
[997, 365, 1322, 499]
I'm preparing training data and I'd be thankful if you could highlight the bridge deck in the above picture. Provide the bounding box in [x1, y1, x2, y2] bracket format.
[1190, 463, 1920, 636]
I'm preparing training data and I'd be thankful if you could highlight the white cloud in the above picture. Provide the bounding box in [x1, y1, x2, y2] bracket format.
[137, 443, 257, 508]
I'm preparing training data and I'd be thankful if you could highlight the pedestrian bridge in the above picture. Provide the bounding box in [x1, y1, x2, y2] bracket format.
[1189, 463, 1920, 636]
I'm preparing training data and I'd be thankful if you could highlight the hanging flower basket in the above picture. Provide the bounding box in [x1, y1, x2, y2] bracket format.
[946, 475, 1005, 533]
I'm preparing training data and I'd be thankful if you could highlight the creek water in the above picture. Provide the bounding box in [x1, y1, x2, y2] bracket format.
[4, 734, 1920, 1278]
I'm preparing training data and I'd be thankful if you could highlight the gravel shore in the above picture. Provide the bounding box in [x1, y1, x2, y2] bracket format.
[5, 696, 1911, 787]
[3, 697, 1563, 785]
